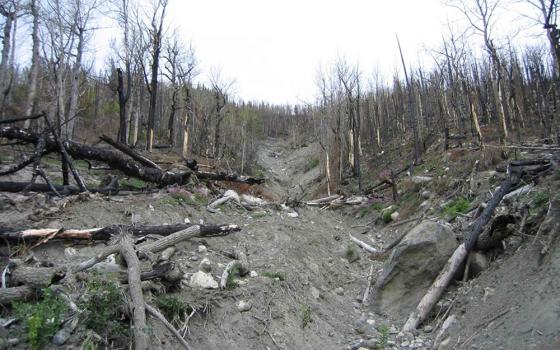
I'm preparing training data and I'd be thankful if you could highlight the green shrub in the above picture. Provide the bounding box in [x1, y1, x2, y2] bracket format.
[82, 276, 126, 338]
[345, 243, 359, 261]
[382, 211, 393, 224]
[13, 289, 68, 350]
[376, 324, 390, 349]
[300, 304, 312, 329]
[441, 197, 471, 220]
[262, 271, 286, 281]
[226, 265, 241, 289]
[533, 191, 550, 208]
[155, 295, 191, 325]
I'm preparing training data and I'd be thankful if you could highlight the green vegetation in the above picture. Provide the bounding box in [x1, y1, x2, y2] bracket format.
[555, 168, 560, 180]
[161, 191, 208, 206]
[13, 289, 68, 350]
[300, 304, 312, 329]
[305, 155, 320, 172]
[121, 178, 147, 190]
[226, 265, 241, 289]
[81, 276, 126, 339]
[262, 271, 286, 281]
[345, 243, 359, 261]
[381, 205, 398, 224]
[376, 324, 390, 350]
[533, 191, 550, 208]
[155, 295, 191, 325]
[441, 196, 471, 220]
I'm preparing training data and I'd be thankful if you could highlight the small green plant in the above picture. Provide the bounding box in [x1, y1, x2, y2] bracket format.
[441, 197, 471, 220]
[345, 243, 358, 261]
[381, 211, 393, 224]
[155, 295, 191, 325]
[13, 289, 68, 350]
[300, 304, 312, 329]
[371, 202, 384, 211]
[82, 275, 126, 339]
[226, 265, 241, 289]
[376, 324, 390, 350]
[121, 178, 147, 190]
[533, 191, 550, 208]
[305, 156, 320, 172]
[262, 271, 286, 281]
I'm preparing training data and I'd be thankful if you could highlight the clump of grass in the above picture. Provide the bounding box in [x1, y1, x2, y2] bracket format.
[300, 304, 312, 329]
[13, 289, 68, 350]
[155, 295, 191, 325]
[380, 205, 399, 224]
[226, 265, 241, 289]
[555, 168, 560, 180]
[376, 324, 390, 349]
[305, 156, 320, 172]
[441, 197, 471, 220]
[532, 191, 550, 208]
[81, 275, 126, 339]
[262, 271, 286, 281]
[345, 243, 359, 262]
[121, 178, 147, 190]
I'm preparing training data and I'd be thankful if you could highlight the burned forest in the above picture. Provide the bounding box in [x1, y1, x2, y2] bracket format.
[0, 0, 559, 349]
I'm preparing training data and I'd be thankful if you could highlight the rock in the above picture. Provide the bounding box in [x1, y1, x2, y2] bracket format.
[401, 341, 410, 347]
[423, 325, 434, 333]
[362, 338, 379, 349]
[354, 317, 368, 334]
[198, 257, 212, 273]
[348, 339, 363, 350]
[434, 314, 457, 349]
[374, 220, 457, 318]
[310, 286, 321, 299]
[287, 211, 299, 218]
[411, 176, 433, 184]
[197, 245, 207, 254]
[421, 191, 432, 199]
[334, 287, 345, 296]
[468, 251, 488, 276]
[189, 271, 218, 289]
[390, 211, 400, 222]
[250, 270, 258, 277]
[190, 255, 199, 261]
[237, 300, 252, 312]
[64, 247, 77, 257]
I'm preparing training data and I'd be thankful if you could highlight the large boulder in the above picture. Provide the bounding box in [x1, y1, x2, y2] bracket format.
[373, 220, 457, 318]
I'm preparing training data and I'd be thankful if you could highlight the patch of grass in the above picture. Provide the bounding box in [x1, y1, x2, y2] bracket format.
[121, 178, 147, 190]
[81, 275, 127, 339]
[345, 243, 359, 261]
[300, 304, 312, 329]
[155, 295, 191, 325]
[533, 191, 550, 208]
[304, 155, 320, 172]
[13, 288, 68, 350]
[441, 196, 471, 220]
[226, 265, 241, 289]
[381, 211, 393, 224]
[251, 211, 267, 219]
[376, 324, 390, 350]
[159, 197, 184, 206]
[371, 202, 384, 211]
[262, 271, 286, 281]
[555, 168, 560, 180]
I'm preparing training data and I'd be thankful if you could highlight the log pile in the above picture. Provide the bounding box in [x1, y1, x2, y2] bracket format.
[0, 124, 264, 196]
[0, 221, 242, 349]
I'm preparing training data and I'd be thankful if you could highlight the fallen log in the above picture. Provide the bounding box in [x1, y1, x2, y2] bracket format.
[219, 249, 249, 289]
[72, 224, 240, 273]
[0, 181, 116, 196]
[0, 223, 241, 243]
[0, 126, 264, 186]
[100, 135, 162, 170]
[0, 113, 45, 125]
[0, 285, 36, 305]
[349, 234, 380, 254]
[120, 235, 149, 350]
[402, 171, 514, 332]
[306, 195, 342, 206]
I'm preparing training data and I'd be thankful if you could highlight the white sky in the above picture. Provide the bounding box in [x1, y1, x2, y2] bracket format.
[92, 0, 543, 105]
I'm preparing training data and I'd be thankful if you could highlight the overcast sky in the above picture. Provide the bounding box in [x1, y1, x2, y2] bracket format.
[98, 0, 541, 105]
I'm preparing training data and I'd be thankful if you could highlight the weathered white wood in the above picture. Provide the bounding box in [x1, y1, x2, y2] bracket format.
[402, 243, 468, 332]
[349, 234, 379, 253]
